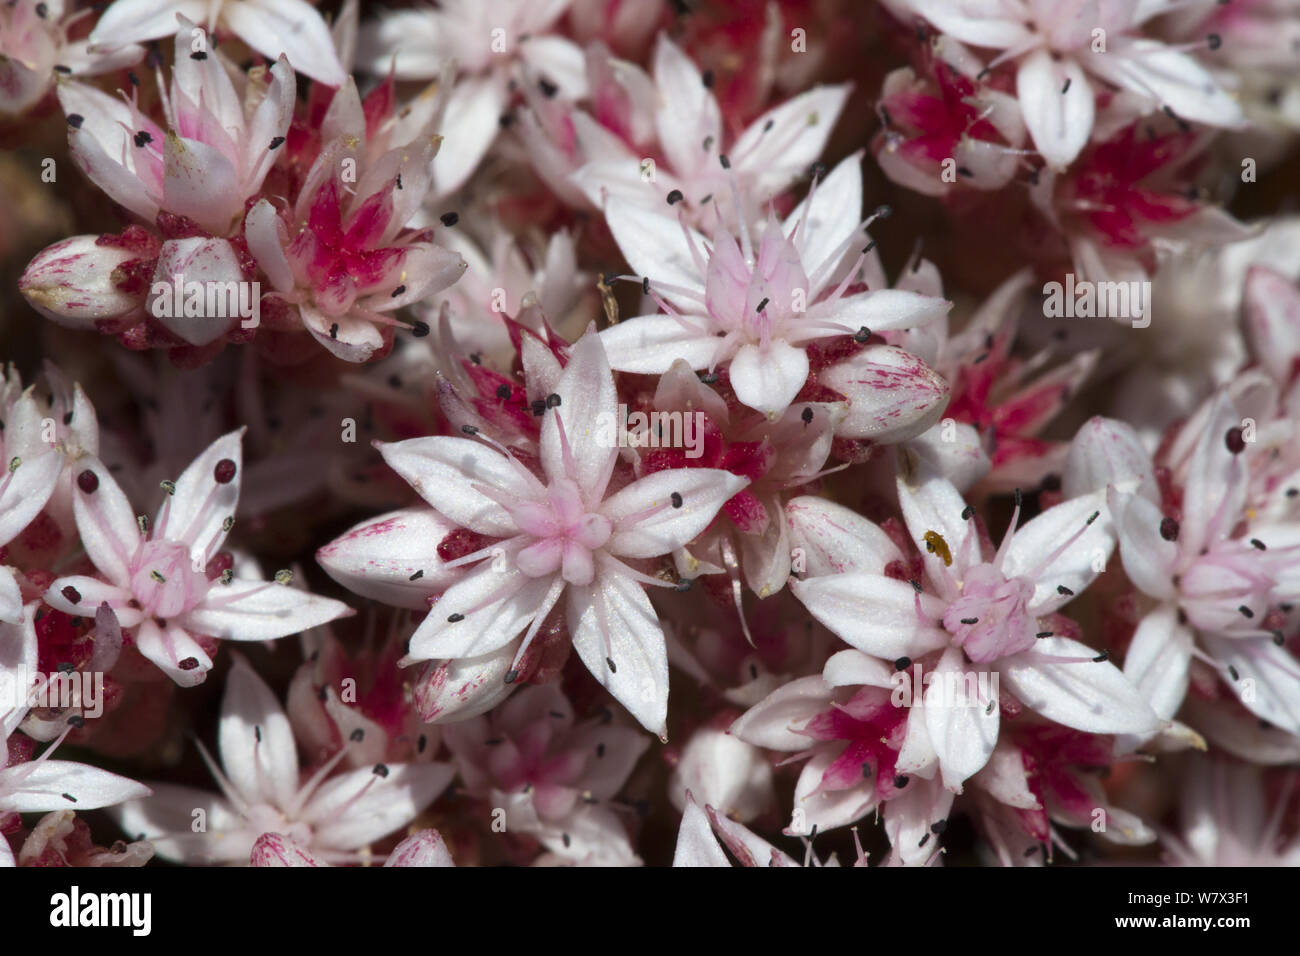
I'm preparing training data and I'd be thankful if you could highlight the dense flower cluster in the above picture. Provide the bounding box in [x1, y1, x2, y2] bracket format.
[0, 0, 1298, 868]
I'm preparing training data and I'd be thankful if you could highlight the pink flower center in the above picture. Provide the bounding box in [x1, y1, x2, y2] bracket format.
[510, 478, 613, 586]
[942, 563, 1038, 663]
[129, 539, 209, 619]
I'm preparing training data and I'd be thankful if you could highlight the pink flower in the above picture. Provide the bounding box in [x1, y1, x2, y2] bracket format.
[44, 429, 352, 686]
[598, 153, 951, 418]
[320, 331, 748, 734]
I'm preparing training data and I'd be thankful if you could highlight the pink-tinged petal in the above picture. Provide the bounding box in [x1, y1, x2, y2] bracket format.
[602, 199, 709, 309]
[882, 775, 954, 866]
[651, 35, 722, 178]
[1201, 635, 1300, 736]
[250, 833, 327, 866]
[790, 573, 950, 660]
[108, 785, 254, 864]
[1122, 603, 1193, 723]
[923, 647, 999, 792]
[905, 0, 1034, 48]
[996, 635, 1162, 735]
[89, 0, 204, 46]
[1083, 38, 1244, 129]
[431, 75, 505, 196]
[1063, 415, 1156, 500]
[223, 0, 345, 86]
[242, 56, 297, 194]
[384, 829, 455, 867]
[302, 762, 455, 850]
[376, 436, 525, 536]
[542, 331, 619, 496]
[570, 723, 652, 801]
[604, 469, 748, 558]
[317, 508, 466, 610]
[407, 558, 550, 660]
[567, 563, 669, 736]
[733, 84, 851, 198]
[1003, 491, 1114, 614]
[300, 305, 384, 363]
[786, 496, 903, 577]
[0, 447, 62, 547]
[146, 238, 246, 346]
[823, 345, 949, 442]
[729, 675, 833, 751]
[729, 341, 809, 419]
[184, 579, 351, 642]
[598, 314, 721, 374]
[1243, 267, 1300, 389]
[19, 236, 143, 329]
[163, 133, 242, 236]
[135, 620, 213, 687]
[69, 457, 140, 588]
[1108, 488, 1178, 601]
[244, 199, 294, 294]
[790, 749, 875, 833]
[784, 153, 863, 279]
[158, 428, 243, 554]
[412, 641, 521, 723]
[1016, 50, 1093, 170]
[709, 805, 799, 867]
[42, 576, 138, 626]
[824, 289, 951, 335]
[58, 82, 161, 222]
[1, 761, 150, 812]
[218, 655, 299, 809]
[672, 794, 731, 867]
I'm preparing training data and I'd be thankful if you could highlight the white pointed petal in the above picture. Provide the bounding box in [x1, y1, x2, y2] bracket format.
[602, 199, 708, 309]
[317, 508, 465, 610]
[823, 345, 949, 442]
[407, 561, 548, 660]
[70, 458, 140, 588]
[1084, 39, 1244, 129]
[895, 453, 977, 582]
[672, 795, 731, 867]
[542, 332, 620, 495]
[729, 341, 809, 418]
[567, 566, 669, 735]
[1003, 491, 1114, 614]
[1109, 488, 1178, 601]
[135, 620, 212, 687]
[218, 656, 299, 809]
[158, 428, 243, 553]
[997, 636, 1161, 734]
[790, 573, 949, 660]
[784, 153, 862, 276]
[1243, 267, 1300, 387]
[90, 0, 205, 46]
[146, 238, 245, 345]
[0, 447, 62, 546]
[729, 675, 832, 751]
[1181, 392, 1246, 556]
[733, 85, 850, 197]
[223, 0, 345, 86]
[904, 420, 990, 493]
[3, 761, 150, 812]
[0, 569, 24, 629]
[1063, 415, 1157, 500]
[904, 0, 1033, 47]
[163, 135, 242, 236]
[1201, 635, 1300, 735]
[604, 469, 747, 558]
[432, 76, 504, 196]
[244, 199, 294, 294]
[828, 289, 951, 333]
[185, 580, 351, 642]
[652, 35, 721, 177]
[109, 786, 252, 864]
[786, 496, 903, 577]
[42, 576, 137, 625]
[1122, 604, 1193, 722]
[377, 436, 524, 536]
[791, 749, 875, 833]
[1017, 50, 1094, 170]
[303, 762, 455, 850]
[412, 642, 520, 723]
[597, 315, 721, 374]
[923, 647, 999, 791]
[882, 775, 954, 866]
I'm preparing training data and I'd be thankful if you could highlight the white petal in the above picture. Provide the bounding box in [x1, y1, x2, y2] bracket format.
[784, 153, 863, 278]
[316, 508, 465, 610]
[541, 332, 620, 496]
[157, 428, 243, 555]
[384, 828, 456, 867]
[604, 469, 747, 558]
[224, 0, 345, 87]
[672, 795, 730, 867]
[69, 458, 141, 588]
[0, 447, 62, 547]
[790, 573, 950, 660]
[303, 762, 455, 850]
[786, 496, 903, 576]
[2, 761, 150, 812]
[567, 565, 669, 735]
[1201, 635, 1300, 735]
[1122, 604, 1193, 722]
[109, 786, 252, 864]
[1109, 488, 1178, 601]
[1002, 490, 1114, 614]
[218, 655, 299, 809]
[1017, 50, 1094, 170]
[407, 559, 551, 660]
[733, 84, 850, 198]
[377, 436, 525, 536]
[826, 288, 951, 333]
[729, 341, 809, 418]
[651, 35, 721, 178]
[431, 76, 504, 196]
[597, 314, 721, 374]
[1083, 38, 1244, 129]
[729, 675, 832, 751]
[602, 199, 708, 309]
[924, 647, 1000, 791]
[185, 579, 352, 642]
[997, 636, 1161, 734]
